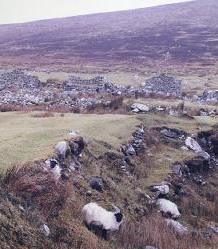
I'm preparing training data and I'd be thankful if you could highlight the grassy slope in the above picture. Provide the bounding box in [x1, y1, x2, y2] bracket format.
[0, 112, 140, 171]
[0, 110, 216, 183]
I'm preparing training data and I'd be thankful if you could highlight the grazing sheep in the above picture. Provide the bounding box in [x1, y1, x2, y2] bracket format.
[82, 202, 123, 239]
[55, 141, 70, 159]
[157, 198, 180, 219]
[45, 158, 61, 182]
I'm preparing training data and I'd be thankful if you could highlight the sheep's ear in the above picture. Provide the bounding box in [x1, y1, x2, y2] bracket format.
[112, 204, 120, 213]
[114, 212, 123, 222]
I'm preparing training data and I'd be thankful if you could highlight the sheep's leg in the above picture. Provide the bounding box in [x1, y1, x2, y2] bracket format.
[102, 229, 108, 240]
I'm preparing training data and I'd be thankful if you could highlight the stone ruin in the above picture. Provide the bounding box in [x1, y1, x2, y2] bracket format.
[198, 90, 218, 104]
[0, 69, 41, 90]
[64, 75, 123, 95]
[143, 73, 182, 97]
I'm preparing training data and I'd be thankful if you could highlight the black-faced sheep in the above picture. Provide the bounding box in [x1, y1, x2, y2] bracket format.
[82, 202, 123, 239]
[44, 158, 61, 182]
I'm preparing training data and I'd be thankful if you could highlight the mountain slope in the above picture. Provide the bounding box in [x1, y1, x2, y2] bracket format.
[0, 0, 218, 70]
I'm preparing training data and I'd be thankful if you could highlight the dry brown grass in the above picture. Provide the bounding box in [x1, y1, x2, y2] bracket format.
[3, 162, 72, 218]
[115, 215, 212, 249]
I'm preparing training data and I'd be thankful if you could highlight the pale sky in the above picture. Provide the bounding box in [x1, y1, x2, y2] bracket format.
[0, 0, 192, 24]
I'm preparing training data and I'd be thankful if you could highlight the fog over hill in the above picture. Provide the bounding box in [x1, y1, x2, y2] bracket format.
[0, 0, 217, 70]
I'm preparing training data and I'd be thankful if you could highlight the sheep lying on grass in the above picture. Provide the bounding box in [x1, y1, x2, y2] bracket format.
[82, 202, 123, 239]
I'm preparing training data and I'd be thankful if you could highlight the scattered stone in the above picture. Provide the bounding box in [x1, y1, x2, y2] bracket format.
[166, 219, 188, 234]
[41, 224, 50, 237]
[90, 177, 104, 192]
[199, 90, 218, 104]
[131, 103, 150, 113]
[185, 137, 202, 153]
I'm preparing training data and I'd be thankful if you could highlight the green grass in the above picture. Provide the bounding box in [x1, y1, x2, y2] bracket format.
[0, 112, 140, 171]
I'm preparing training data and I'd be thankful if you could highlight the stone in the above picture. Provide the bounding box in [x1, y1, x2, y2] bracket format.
[185, 137, 202, 153]
[41, 224, 50, 237]
[166, 219, 188, 234]
[126, 145, 136, 156]
[131, 103, 150, 112]
[90, 177, 104, 192]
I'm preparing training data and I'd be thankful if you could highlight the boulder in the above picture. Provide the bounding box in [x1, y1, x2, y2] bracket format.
[41, 224, 50, 237]
[199, 90, 218, 104]
[150, 183, 170, 195]
[166, 219, 188, 235]
[160, 127, 186, 139]
[131, 103, 150, 112]
[185, 137, 202, 153]
[90, 177, 104, 192]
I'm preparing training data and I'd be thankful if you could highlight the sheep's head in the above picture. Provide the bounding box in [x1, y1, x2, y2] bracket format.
[112, 205, 123, 223]
[114, 212, 123, 222]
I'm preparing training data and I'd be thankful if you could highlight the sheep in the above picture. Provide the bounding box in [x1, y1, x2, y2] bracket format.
[156, 198, 180, 219]
[44, 158, 61, 182]
[82, 202, 123, 239]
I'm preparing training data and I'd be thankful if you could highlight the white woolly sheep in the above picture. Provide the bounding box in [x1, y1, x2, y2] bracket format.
[157, 198, 180, 219]
[82, 202, 123, 239]
[45, 158, 61, 182]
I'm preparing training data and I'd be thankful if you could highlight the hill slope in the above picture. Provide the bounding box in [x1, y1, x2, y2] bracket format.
[0, 0, 218, 71]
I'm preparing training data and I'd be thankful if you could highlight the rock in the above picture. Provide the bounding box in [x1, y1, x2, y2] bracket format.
[90, 177, 104, 192]
[160, 127, 186, 139]
[210, 226, 218, 234]
[197, 150, 210, 160]
[131, 103, 150, 112]
[156, 199, 180, 219]
[171, 164, 183, 177]
[145, 246, 159, 249]
[166, 219, 188, 234]
[41, 224, 50, 237]
[55, 141, 69, 158]
[185, 137, 202, 153]
[150, 183, 170, 195]
[199, 90, 218, 104]
[126, 145, 136, 156]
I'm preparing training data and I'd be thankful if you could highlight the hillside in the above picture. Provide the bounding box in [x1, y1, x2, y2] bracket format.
[0, 0, 218, 72]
